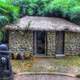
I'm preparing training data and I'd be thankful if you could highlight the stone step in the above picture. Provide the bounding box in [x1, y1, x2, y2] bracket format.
[56, 54, 65, 58]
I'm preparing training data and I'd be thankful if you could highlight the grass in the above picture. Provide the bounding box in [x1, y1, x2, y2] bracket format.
[11, 56, 80, 73]
[53, 56, 80, 67]
[11, 59, 33, 73]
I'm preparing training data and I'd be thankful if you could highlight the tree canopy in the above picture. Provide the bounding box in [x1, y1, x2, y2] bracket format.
[0, 0, 80, 27]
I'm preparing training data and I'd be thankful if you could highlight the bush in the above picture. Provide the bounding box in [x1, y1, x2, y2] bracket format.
[4, 5, 19, 21]
[69, 6, 80, 24]
[0, 1, 19, 24]
[16, 0, 79, 18]
[0, 0, 80, 26]
[0, 16, 9, 27]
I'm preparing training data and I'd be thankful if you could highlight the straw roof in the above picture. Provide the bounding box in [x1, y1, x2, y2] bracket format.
[5, 16, 80, 32]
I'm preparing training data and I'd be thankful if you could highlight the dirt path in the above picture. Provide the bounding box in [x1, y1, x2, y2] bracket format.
[15, 75, 80, 80]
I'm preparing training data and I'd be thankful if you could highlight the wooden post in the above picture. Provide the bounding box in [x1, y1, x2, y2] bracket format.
[55, 31, 65, 57]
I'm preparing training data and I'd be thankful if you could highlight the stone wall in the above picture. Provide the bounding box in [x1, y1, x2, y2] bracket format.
[47, 32, 80, 56]
[9, 31, 80, 56]
[47, 32, 56, 56]
[9, 31, 56, 56]
[65, 32, 80, 55]
[9, 31, 33, 55]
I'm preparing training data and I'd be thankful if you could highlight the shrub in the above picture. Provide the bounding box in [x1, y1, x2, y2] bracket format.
[0, 0, 80, 26]
[69, 6, 80, 24]
[3, 4, 19, 21]
[0, 1, 20, 23]
[0, 16, 9, 27]
[48, 0, 77, 17]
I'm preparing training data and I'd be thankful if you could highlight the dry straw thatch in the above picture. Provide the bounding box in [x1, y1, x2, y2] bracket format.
[5, 16, 80, 32]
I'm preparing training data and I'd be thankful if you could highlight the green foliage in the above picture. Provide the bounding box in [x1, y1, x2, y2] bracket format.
[49, 0, 77, 17]
[0, 31, 3, 42]
[24, 0, 80, 24]
[69, 6, 80, 24]
[0, 1, 20, 27]
[0, 16, 9, 27]
[0, 0, 80, 26]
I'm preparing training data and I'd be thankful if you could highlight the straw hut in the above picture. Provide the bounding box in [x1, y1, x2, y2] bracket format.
[4, 16, 80, 57]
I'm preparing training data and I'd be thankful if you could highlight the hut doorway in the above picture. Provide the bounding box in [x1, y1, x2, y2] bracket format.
[33, 31, 47, 55]
[55, 31, 65, 55]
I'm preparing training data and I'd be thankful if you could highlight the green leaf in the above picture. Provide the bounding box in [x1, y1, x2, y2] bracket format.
[0, 31, 3, 42]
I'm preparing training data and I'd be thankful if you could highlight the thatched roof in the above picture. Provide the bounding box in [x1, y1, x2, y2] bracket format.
[5, 16, 80, 32]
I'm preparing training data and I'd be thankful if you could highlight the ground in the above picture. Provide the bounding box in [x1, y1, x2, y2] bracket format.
[12, 56, 80, 80]
[12, 56, 80, 74]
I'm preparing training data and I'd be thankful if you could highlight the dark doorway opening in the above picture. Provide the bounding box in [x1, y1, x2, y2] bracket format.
[55, 31, 65, 54]
[36, 31, 45, 54]
[33, 31, 46, 55]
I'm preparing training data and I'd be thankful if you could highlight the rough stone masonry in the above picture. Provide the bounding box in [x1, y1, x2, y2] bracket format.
[9, 31, 80, 56]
